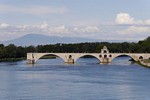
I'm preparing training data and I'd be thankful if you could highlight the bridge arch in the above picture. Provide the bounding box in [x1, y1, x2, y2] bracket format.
[111, 54, 138, 62]
[104, 55, 107, 58]
[34, 53, 66, 63]
[74, 54, 101, 63]
[139, 56, 143, 60]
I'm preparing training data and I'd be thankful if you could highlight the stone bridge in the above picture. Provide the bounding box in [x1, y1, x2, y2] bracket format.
[27, 46, 150, 64]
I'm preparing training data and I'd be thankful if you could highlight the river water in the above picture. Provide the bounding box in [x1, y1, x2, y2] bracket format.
[0, 57, 150, 100]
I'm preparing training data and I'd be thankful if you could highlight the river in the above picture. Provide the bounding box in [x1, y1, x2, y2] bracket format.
[0, 57, 150, 100]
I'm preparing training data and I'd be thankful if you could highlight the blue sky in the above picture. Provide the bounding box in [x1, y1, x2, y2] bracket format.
[0, 0, 150, 41]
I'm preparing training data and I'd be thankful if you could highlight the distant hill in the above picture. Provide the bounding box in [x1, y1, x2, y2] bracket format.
[2, 34, 101, 46]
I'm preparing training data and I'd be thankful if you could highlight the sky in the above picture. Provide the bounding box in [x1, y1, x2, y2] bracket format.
[0, 0, 150, 41]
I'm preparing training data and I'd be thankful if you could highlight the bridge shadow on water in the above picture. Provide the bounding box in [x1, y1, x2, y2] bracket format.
[75, 57, 100, 66]
[111, 55, 135, 66]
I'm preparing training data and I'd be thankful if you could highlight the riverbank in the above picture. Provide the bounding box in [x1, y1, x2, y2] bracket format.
[136, 59, 150, 68]
[0, 58, 25, 62]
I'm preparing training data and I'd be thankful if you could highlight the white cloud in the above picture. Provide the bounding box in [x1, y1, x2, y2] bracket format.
[0, 4, 68, 15]
[144, 19, 150, 25]
[0, 22, 102, 40]
[116, 13, 134, 24]
[49, 25, 69, 34]
[74, 26, 100, 33]
[115, 13, 150, 38]
[116, 13, 150, 25]
[0, 23, 9, 29]
[118, 26, 150, 35]
[0, 22, 149, 42]
[83, 26, 100, 33]
[0, 23, 70, 36]
[39, 22, 49, 29]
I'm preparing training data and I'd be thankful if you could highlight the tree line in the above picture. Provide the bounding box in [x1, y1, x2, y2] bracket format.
[0, 37, 150, 59]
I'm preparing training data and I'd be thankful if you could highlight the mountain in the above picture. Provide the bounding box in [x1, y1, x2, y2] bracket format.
[3, 34, 100, 46]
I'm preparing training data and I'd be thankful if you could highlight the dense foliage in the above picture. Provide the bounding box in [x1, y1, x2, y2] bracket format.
[0, 37, 150, 59]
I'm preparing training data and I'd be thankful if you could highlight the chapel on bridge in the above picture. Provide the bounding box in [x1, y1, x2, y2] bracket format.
[101, 46, 109, 53]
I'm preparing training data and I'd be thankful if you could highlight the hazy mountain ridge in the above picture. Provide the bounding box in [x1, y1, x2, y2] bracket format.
[2, 34, 132, 46]
[2, 34, 100, 46]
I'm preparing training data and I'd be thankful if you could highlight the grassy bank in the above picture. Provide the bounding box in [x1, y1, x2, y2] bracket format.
[143, 59, 150, 63]
[136, 60, 150, 68]
[0, 58, 25, 62]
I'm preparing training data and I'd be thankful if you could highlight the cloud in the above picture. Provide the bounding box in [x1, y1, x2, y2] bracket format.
[116, 13, 134, 24]
[119, 26, 150, 35]
[39, 22, 49, 29]
[0, 22, 102, 40]
[115, 13, 150, 39]
[144, 19, 150, 25]
[74, 26, 100, 33]
[0, 4, 68, 15]
[0, 23, 9, 29]
[0, 22, 149, 42]
[116, 13, 150, 25]
[49, 25, 69, 34]
[0, 22, 70, 40]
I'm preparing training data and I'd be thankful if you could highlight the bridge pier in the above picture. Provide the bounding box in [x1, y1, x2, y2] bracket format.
[100, 58, 112, 63]
[27, 59, 35, 64]
[27, 53, 36, 64]
[102, 58, 111, 63]
[65, 59, 75, 64]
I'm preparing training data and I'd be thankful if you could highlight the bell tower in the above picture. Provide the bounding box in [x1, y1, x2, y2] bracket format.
[101, 46, 109, 53]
